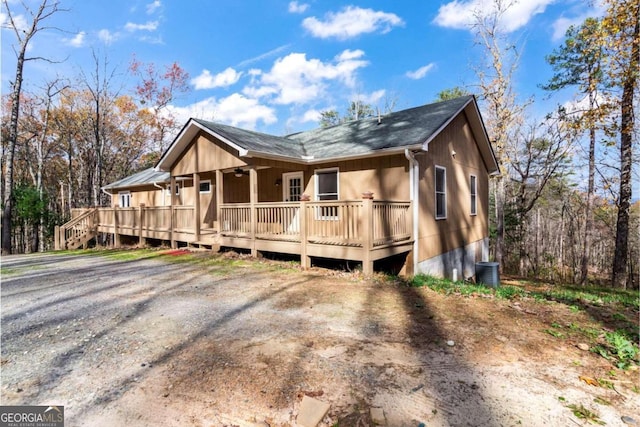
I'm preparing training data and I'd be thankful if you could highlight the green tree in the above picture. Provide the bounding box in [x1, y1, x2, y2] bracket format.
[604, 0, 639, 288]
[13, 184, 47, 253]
[435, 86, 470, 102]
[319, 100, 375, 127]
[1, 0, 64, 254]
[544, 18, 610, 285]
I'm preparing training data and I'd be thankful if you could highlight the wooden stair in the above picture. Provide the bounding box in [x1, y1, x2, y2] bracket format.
[55, 208, 99, 250]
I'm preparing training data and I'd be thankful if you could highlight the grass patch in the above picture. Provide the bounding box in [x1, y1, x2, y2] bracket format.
[566, 403, 605, 425]
[0, 267, 18, 276]
[410, 274, 640, 370]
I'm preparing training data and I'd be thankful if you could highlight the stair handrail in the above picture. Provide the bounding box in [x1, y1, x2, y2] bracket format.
[61, 207, 98, 230]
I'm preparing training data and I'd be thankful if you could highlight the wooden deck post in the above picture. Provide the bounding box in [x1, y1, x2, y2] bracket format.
[139, 203, 146, 247]
[193, 173, 201, 242]
[170, 176, 177, 249]
[113, 205, 121, 248]
[361, 192, 374, 275]
[216, 170, 223, 232]
[54, 226, 61, 250]
[300, 194, 310, 269]
[249, 167, 258, 257]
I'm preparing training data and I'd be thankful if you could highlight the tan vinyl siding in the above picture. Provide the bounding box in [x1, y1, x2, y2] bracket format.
[111, 186, 167, 208]
[417, 112, 489, 261]
[173, 133, 247, 176]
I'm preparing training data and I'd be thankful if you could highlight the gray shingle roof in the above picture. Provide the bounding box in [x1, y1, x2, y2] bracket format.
[287, 95, 474, 159]
[151, 94, 497, 175]
[103, 167, 169, 190]
[192, 119, 308, 159]
[178, 96, 475, 162]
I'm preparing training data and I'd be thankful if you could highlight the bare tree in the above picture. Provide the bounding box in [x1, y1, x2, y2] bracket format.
[1, 0, 65, 254]
[471, 0, 529, 268]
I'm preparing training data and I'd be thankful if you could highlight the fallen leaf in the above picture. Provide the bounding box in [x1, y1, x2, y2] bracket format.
[579, 375, 599, 386]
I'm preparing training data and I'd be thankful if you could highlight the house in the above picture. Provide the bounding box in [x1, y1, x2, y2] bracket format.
[56, 95, 499, 278]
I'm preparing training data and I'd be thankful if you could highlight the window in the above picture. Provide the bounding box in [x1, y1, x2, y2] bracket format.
[435, 166, 446, 219]
[315, 168, 338, 201]
[166, 182, 180, 196]
[470, 175, 477, 216]
[199, 180, 211, 194]
[315, 168, 339, 219]
[118, 192, 131, 208]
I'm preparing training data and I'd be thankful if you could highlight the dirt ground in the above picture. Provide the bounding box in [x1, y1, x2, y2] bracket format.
[1, 250, 638, 427]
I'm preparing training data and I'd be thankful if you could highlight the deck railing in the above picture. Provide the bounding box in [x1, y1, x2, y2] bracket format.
[60, 199, 412, 273]
[220, 199, 411, 249]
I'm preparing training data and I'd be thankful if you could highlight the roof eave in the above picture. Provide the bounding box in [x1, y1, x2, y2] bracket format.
[155, 119, 250, 172]
[244, 144, 423, 165]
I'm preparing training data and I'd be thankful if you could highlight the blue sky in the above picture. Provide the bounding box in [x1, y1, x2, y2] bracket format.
[2, 0, 603, 136]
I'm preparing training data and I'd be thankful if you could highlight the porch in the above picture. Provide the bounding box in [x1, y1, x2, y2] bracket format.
[56, 198, 413, 274]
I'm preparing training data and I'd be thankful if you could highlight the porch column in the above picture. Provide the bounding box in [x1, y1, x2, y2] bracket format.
[216, 170, 223, 232]
[170, 176, 177, 249]
[361, 192, 374, 275]
[249, 167, 258, 257]
[113, 205, 121, 248]
[193, 172, 201, 242]
[139, 203, 146, 247]
[300, 194, 310, 269]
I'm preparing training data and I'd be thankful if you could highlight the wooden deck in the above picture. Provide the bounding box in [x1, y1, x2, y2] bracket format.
[56, 199, 413, 274]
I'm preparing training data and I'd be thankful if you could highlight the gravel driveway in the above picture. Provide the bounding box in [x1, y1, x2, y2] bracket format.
[1, 251, 638, 427]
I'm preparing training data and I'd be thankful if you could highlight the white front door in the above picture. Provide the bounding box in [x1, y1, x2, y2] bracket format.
[282, 172, 304, 202]
[282, 172, 303, 233]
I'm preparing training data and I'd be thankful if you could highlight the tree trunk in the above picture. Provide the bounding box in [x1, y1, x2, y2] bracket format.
[2, 51, 25, 255]
[495, 176, 505, 269]
[580, 92, 597, 286]
[612, 3, 639, 289]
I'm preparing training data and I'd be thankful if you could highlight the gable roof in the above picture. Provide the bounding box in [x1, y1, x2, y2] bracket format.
[155, 95, 498, 173]
[103, 167, 169, 191]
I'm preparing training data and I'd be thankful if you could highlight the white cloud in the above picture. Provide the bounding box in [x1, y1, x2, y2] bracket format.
[191, 67, 242, 90]
[551, 2, 606, 42]
[244, 49, 369, 105]
[168, 94, 277, 129]
[66, 31, 86, 47]
[433, 0, 555, 33]
[125, 20, 159, 32]
[302, 6, 404, 40]
[359, 89, 386, 105]
[288, 1, 309, 14]
[146, 0, 162, 14]
[98, 29, 119, 45]
[1, 12, 29, 33]
[301, 109, 321, 122]
[406, 63, 435, 80]
[551, 16, 579, 41]
[237, 44, 291, 68]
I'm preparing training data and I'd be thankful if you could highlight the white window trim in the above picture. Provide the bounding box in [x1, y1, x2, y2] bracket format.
[314, 167, 339, 220]
[470, 174, 478, 216]
[166, 181, 181, 196]
[314, 167, 339, 201]
[435, 165, 447, 220]
[199, 179, 211, 194]
[118, 191, 131, 208]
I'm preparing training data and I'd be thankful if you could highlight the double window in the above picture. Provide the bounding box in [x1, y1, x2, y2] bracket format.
[118, 191, 131, 208]
[435, 166, 446, 219]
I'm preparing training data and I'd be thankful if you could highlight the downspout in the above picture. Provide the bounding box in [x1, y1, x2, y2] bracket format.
[101, 188, 113, 207]
[153, 181, 166, 206]
[405, 149, 419, 275]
